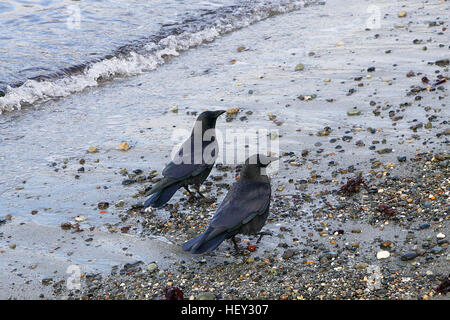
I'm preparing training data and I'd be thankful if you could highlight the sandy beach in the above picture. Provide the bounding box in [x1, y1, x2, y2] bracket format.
[0, 0, 448, 300]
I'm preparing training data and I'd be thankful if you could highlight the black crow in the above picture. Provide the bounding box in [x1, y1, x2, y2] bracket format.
[144, 110, 225, 208]
[182, 154, 277, 254]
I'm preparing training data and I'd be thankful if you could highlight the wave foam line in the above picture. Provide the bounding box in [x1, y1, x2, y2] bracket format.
[0, 0, 321, 114]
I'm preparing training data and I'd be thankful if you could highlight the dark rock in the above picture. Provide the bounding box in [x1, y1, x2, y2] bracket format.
[435, 59, 449, 67]
[122, 179, 136, 186]
[282, 249, 295, 260]
[98, 202, 109, 210]
[377, 148, 393, 154]
[401, 252, 419, 261]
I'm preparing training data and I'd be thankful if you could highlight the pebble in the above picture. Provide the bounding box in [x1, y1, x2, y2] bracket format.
[377, 148, 393, 154]
[430, 247, 444, 254]
[400, 252, 419, 261]
[197, 292, 216, 300]
[377, 250, 390, 259]
[98, 202, 109, 210]
[419, 223, 430, 230]
[118, 142, 130, 151]
[347, 109, 361, 116]
[122, 179, 136, 186]
[146, 263, 159, 273]
[295, 63, 305, 71]
[282, 249, 295, 260]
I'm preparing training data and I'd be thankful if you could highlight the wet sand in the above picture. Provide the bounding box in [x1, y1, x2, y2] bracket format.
[0, 0, 448, 299]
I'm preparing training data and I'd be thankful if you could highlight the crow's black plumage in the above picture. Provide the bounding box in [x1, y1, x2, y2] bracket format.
[182, 154, 277, 254]
[144, 110, 225, 208]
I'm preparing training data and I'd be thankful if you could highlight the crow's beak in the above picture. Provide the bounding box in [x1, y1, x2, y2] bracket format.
[266, 156, 279, 163]
[214, 110, 226, 118]
[261, 155, 279, 167]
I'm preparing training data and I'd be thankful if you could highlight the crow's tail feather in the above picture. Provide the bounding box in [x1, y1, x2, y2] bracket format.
[182, 228, 228, 254]
[144, 181, 182, 208]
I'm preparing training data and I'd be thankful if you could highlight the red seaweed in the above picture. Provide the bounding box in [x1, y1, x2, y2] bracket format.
[164, 287, 184, 300]
[377, 204, 397, 217]
[339, 172, 367, 195]
[436, 275, 450, 295]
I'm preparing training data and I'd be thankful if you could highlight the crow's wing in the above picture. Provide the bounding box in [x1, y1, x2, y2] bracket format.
[162, 138, 217, 180]
[210, 179, 271, 232]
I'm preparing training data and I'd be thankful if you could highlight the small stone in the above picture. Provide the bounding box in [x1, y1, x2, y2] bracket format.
[377, 250, 390, 259]
[118, 141, 130, 151]
[435, 59, 449, 67]
[122, 179, 136, 186]
[98, 202, 109, 210]
[87, 147, 98, 153]
[295, 64, 305, 71]
[146, 263, 158, 273]
[377, 148, 393, 154]
[197, 292, 216, 300]
[60, 223, 72, 230]
[431, 246, 444, 254]
[437, 233, 446, 239]
[226, 107, 239, 115]
[282, 249, 295, 260]
[356, 263, 368, 270]
[347, 109, 361, 116]
[398, 11, 407, 18]
[401, 252, 419, 261]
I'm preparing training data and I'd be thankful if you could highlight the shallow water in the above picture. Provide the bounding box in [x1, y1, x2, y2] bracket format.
[0, 0, 232, 88]
[0, 0, 448, 299]
[0, 0, 318, 112]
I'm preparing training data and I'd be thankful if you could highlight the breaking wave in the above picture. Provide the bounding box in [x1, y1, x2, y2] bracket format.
[0, 0, 321, 114]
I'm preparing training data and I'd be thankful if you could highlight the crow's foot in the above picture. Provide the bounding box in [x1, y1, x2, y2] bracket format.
[256, 231, 273, 244]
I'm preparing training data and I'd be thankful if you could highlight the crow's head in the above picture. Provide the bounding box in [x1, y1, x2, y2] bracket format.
[195, 110, 226, 129]
[245, 154, 278, 167]
[241, 154, 279, 179]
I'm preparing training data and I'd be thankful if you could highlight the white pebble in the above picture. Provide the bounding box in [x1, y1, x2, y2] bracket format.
[377, 250, 390, 259]
[437, 233, 445, 239]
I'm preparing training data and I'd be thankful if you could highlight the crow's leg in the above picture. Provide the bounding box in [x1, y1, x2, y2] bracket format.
[256, 231, 273, 244]
[231, 236, 241, 254]
[196, 189, 206, 198]
[184, 186, 194, 197]
[194, 186, 215, 203]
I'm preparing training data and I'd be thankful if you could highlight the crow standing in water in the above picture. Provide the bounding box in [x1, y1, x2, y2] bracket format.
[183, 154, 277, 254]
[144, 110, 225, 208]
